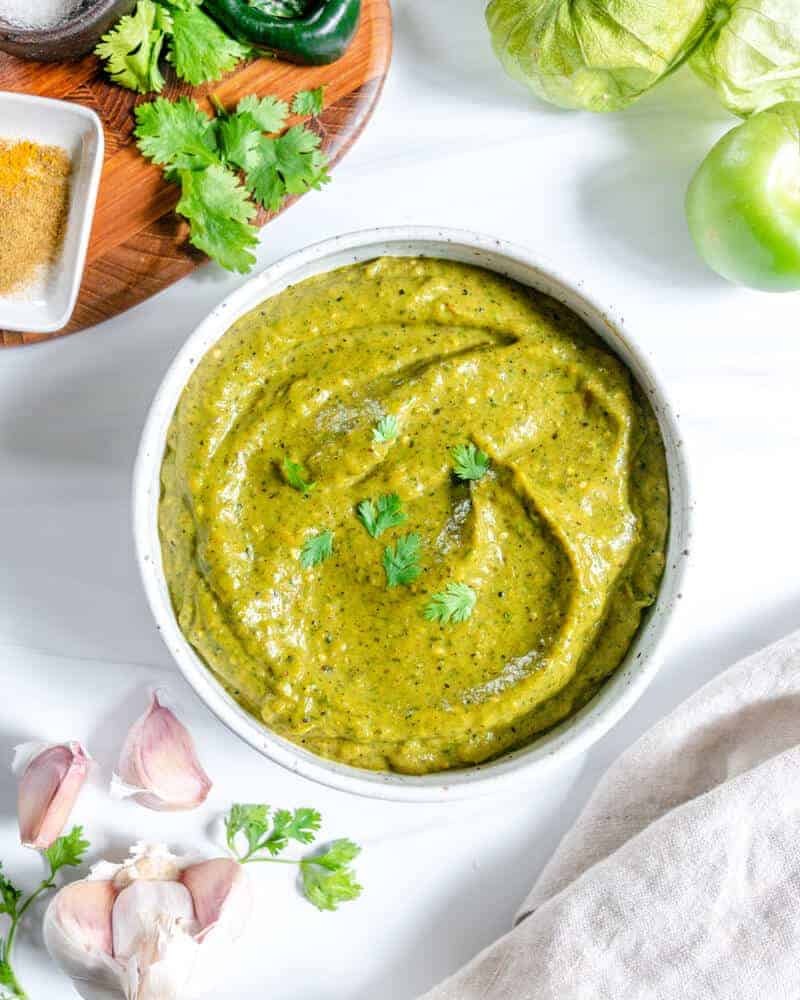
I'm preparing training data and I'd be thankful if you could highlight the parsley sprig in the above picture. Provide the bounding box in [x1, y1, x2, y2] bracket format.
[1, 827, 89, 998]
[134, 91, 330, 273]
[424, 582, 477, 624]
[357, 494, 407, 539]
[383, 533, 422, 588]
[300, 529, 334, 568]
[451, 442, 490, 481]
[225, 804, 362, 912]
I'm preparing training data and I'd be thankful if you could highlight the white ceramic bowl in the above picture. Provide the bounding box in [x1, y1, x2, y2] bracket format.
[0, 94, 103, 333]
[134, 228, 691, 802]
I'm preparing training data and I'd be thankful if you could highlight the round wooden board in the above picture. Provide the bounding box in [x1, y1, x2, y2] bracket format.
[0, 0, 392, 347]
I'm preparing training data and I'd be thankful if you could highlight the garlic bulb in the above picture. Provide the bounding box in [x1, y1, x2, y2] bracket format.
[44, 843, 253, 1000]
[112, 693, 212, 812]
[14, 741, 91, 849]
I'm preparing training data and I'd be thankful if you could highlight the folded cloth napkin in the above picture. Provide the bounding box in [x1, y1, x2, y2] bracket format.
[422, 630, 800, 1000]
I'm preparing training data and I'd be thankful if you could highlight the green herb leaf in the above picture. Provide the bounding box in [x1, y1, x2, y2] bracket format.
[167, 3, 251, 86]
[291, 86, 325, 117]
[300, 530, 334, 568]
[218, 114, 261, 170]
[236, 94, 289, 133]
[268, 808, 322, 852]
[135, 96, 219, 170]
[357, 494, 407, 539]
[300, 839, 362, 912]
[383, 533, 421, 587]
[275, 125, 330, 195]
[451, 442, 490, 481]
[44, 826, 89, 878]
[0, 867, 21, 919]
[283, 457, 317, 496]
[372, 414, 398, 443]
[95, 0, 169, 94]
[424, 582, 477, 624]
[176, 165, 258, 274]
[242, 135, 285, 211]
[226, 803, 271, 858]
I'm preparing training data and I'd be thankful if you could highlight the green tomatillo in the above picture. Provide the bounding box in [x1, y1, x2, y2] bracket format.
[686, 101, 800, 292]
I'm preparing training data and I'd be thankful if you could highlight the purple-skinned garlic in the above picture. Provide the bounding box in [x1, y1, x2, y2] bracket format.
[14, 741, 91, 849]
[44, 843, 253, 1000]
[112, 692, 212, 812]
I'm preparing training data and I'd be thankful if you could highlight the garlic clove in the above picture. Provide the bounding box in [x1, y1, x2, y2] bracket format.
[125, 917, 200, 1000]
[114, 692, 212, 812]
[15, 741, 91, 849]
[91, 842, 187, 892]
[43, 879, 123, 991]
[112, 880, 198, 963]
[181, 859, 252, 942]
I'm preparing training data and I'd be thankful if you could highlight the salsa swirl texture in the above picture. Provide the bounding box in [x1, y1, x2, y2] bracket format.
[160, 258, 669, 774]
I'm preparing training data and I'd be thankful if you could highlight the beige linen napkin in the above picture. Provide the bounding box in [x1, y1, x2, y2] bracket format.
[422, 630, 800, 999]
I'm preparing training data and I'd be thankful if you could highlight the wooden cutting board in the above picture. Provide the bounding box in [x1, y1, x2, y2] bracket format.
[0, 0, 392, 347]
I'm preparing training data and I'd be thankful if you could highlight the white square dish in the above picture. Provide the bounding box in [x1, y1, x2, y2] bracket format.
[0, 92, 103, 334]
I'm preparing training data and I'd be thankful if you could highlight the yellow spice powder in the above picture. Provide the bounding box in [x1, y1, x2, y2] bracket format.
[0, 138, 72, 296]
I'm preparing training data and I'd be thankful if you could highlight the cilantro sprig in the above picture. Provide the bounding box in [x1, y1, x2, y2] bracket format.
[0, 827, 89, 998]
[225, 804, 362, 912]
[372, 414, 399, 444]
[357, 494, 407, 539]
[383, 533, 422, 588]
[291, 87, 325, 117]
[134, 90, 330, 273]
[451, 442, 490, 481]
[96, 0, 250, 94]
[300, 529, 334, 568]
[424, 582, 477, 624]
[283, 457, 317, 496]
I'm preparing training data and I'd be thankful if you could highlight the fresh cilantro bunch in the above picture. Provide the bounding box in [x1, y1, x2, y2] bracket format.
[225, 804, 362, 912]
[134, 90, 330, 273]
[0, 828, 89, 999]
[96, 0, 251, 94]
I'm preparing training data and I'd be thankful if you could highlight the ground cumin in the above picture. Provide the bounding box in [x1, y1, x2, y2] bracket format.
[0, 138, 72, 296]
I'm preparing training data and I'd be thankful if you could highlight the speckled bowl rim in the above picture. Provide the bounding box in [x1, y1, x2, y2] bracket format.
[133, 227, 692, 802]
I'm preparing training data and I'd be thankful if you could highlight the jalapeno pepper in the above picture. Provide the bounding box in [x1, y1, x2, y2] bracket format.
[203, 0, 361, 66]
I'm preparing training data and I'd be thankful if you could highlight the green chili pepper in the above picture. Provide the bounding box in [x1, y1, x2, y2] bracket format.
[204, 0, 361, 66]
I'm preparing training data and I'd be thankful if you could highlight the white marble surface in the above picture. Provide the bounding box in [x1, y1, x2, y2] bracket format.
[1, 2, 800, 997]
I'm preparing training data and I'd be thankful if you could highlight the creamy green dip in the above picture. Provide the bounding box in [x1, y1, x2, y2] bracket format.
[160, 257, 669, 774]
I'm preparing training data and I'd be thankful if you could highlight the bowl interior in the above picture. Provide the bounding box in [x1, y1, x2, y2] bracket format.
[0, 96, 103, 333]
[134, 228, 691, 802]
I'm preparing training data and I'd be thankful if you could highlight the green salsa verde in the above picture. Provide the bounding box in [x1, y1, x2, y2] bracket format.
[160, 257, 669, 774]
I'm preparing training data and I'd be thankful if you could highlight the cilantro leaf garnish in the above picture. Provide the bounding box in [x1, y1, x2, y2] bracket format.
[226, 804, 322, 859]
[451, 442, 490, 481]
[283, 457, 317, 496]
[236, 94, 289, 133]
[218, 113, 261, 171]
[424, 582, 477, 624]
[176, 165, 258, 274]
[95, 0, 170, 94]
[301, 840, 362, 912]
[383, 533, 421, 587]
[0, 827, 90, 998]
[300, 529, 334, 568]
[224, 803, 361, 912]
[357, 494, 407, 539]
[291, 86, 325, 117]
[44, 826, 90, 878]
[167, 2, 251, 86]
[372, 414, 398, 443]
[134, 96, 218, 170]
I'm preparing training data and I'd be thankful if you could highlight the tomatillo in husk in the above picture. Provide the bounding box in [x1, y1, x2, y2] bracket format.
[686, 102, 800, 292]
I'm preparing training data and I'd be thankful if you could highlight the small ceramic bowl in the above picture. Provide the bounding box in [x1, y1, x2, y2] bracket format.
[0, 93, 103, 334]
[0, 0, 134, 61]
[133, 227, 692, 802]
